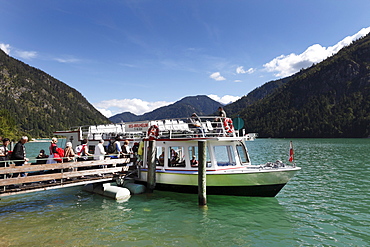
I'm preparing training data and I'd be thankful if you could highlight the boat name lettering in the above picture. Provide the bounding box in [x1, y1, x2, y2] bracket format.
[128, 123, 149, 128]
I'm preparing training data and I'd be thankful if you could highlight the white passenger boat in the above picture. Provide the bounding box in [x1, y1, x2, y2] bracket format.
[55, 116, 300, 197]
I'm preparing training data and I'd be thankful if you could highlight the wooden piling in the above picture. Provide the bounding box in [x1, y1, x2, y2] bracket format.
[198, 140, 207, 206]
[147, 140, 156, 193]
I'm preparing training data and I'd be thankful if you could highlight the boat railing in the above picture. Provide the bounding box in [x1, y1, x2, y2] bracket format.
[78, 116, 240, 141]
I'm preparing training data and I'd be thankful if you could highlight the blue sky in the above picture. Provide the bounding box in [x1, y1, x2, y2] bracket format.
[1, 0, 370, 117]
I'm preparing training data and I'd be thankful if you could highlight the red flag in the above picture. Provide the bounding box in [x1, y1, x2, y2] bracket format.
[289, 141, 294, 162]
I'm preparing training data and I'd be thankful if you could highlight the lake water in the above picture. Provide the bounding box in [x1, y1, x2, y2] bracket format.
[0, 138, 369, 246]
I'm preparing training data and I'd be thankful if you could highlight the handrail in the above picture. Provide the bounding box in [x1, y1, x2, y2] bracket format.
[74, 116, 238, 141]
[0, 158, 131, 188]
[0, 158, 130, 175]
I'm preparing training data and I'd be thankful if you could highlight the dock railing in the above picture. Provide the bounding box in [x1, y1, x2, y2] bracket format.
[0, 157, 131, 194]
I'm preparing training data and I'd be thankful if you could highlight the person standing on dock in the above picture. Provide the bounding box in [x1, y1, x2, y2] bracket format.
[64, 142, 76, 162]
[10, 136, 29, 177]
[47, 137, 61, 164]
[76, 139, 92, 161]
[94, 139, 106, 161]
[0, 138, 10, 179]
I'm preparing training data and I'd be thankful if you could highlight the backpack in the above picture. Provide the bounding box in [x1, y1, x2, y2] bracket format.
[54, 148, 64, 163]
[107, 141, 117, 154]
[57, 147, 65, 158]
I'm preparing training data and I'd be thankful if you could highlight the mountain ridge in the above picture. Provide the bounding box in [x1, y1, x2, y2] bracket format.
[109, 95, 223, 123]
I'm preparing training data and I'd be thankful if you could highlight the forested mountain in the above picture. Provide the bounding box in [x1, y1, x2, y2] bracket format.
[225, 76, 293, 116]
[110, 95, 223, 123]
[0, 49, 110, 138]
[226, 34, 370, 138]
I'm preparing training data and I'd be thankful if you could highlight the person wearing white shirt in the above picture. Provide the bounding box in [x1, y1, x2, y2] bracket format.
[94, 139, 106, 160]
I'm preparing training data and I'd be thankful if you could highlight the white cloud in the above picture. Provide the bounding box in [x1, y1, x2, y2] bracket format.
[93, 98, 173, 117]
[14, 50, 37, 60]
[96, 108, 113, 118]
[207, 94, 241, 105]
[54, 57, 80, 63]
[0, 43, 11, 54]
[209, 72, 226, 81]
[0, 43, 37, 59]
[263, 27, 370, 78]
[236, 66, 255, 74]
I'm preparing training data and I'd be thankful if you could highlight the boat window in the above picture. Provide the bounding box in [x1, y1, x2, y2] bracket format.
[213, 145, 236, 166]
[236, 143, 249, 165]
[188, 146, 212, 168]
[156, 146, 165, 166]
[168, 146, 185, 167]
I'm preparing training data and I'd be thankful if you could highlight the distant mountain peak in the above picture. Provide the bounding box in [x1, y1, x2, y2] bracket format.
[109, 95, 223, 123]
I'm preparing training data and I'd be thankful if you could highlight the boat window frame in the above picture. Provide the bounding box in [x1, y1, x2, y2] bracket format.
[212, 144, 237, 167]
[236, 141, 250, 165]
[168, 146, 186, 167]
[188, 145, 212, 168]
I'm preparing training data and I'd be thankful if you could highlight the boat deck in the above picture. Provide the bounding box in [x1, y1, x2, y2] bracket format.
[56, 117, 256, 142]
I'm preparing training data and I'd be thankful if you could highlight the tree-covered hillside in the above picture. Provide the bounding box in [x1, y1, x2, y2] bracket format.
[0, 49, 110, 138]
[226, 34, 370, 138]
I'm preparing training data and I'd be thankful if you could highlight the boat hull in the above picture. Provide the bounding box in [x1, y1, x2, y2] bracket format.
[137, 182, 286, 197]
[137, 168, 300, 197]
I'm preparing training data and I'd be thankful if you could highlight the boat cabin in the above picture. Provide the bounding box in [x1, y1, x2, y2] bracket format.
[140, 139, 251, 171]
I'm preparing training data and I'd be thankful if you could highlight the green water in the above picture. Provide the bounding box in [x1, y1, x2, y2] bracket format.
[0, 139, 369, 246]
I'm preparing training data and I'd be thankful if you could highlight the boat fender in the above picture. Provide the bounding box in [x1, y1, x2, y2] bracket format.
[124, 183, 146, 195]
[83, 183, 131, 200]
[223, 118, 234, 133]
[147, 125, 159, 140]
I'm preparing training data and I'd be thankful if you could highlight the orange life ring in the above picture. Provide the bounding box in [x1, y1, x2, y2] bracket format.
[223, 118, 234, 133]
[147, 125, 159, 140]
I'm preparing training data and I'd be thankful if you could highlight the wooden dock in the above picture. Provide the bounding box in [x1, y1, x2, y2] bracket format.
[0, 158, 132, 197]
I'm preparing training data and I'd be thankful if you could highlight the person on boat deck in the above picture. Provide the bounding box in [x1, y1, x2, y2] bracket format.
[35, 149, 49, 164]
[137, 139, 144, 165]
[10, 136, 29, 177]
[215, 106, 227, 122]
[190, 155, 198, 167]
[0, 138, 10, 179]
[132, 142, 139, 156]
[190, 113, 201, 128]
[189, 113, 205, 136]
[64, 142, 76, 162]
[121, 140, 132, 156]
[94, 139, 106, 161]
[216, 107, 227, 133]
